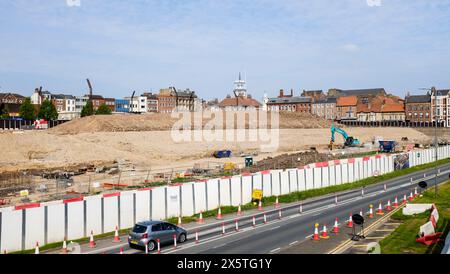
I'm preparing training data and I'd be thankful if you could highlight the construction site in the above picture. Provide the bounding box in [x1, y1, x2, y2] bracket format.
[0, 111, 442, 206]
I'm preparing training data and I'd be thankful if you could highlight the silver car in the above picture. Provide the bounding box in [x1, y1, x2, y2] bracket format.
[128, 221, 188, 251]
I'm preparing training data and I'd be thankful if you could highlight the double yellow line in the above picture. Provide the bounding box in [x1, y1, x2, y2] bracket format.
[327, 204, 405, 254]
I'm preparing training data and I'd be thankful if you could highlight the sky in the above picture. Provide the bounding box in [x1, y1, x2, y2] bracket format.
[1, 0, 450, 100]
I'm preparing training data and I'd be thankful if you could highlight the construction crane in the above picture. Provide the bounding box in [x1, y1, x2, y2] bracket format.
[329, 124, 360, 150]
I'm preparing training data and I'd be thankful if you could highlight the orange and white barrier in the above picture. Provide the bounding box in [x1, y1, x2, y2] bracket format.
[313, 223, 319, 241]
[333, 218, 339, 233]
[368, 205, 374, 218]
[347, 213, 353, 228]
[376, 203, 384, 215]
[89, 231, 96, 248]
[113, 226, 121, 243]
[320, 224, 330, 239]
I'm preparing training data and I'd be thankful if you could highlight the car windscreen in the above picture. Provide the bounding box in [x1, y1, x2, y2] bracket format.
[132, 224, 147, 233]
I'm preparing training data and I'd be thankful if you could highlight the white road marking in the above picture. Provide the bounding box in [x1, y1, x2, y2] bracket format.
[213, 244, 226, 249]
[270, 248, 281, 253]
[289, 241, 298, 246]
[305, 234, 313, 239]
[268, 226, 281, 231]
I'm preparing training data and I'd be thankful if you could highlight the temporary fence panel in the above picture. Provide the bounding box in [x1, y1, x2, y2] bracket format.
[206, 179, 219, 209]
[66, 201, 84, 241]
[0, 208, 22, 253]
[329, 165, 336, 186]
[305, 168, 314, 190]
[85, 196, 102, 236]
[103, 196, 119, 233]
[166, 186, 181, 218]
[193, 182, 207, 213]
[313, 168, 322, 189]
[242, 175, 253, 204]
[46, 203, 65, 244]
[288, 169, 298, 193]
[262, 173, 272, 197]
[230, 176, 242, 206]
[342, 164, 349, 184]
[335, 165, 343, 185]
[322, 167, 330, 188]
[24, 207, 45, 250]
[135, 189, 151, 222]
[348, 163, 355, 183]
[181, 183, 194, 217]
[298, 169, 306, 191]
[253, 173, 263, 191]
[271, 171, 281, 197]
[280, 170, 290, 195]
[119, 192, 134, 229]
[219, 178, 231, 207]
[151, 187, 166, 220]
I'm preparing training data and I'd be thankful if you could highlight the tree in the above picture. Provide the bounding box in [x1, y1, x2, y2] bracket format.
[19, 97, 36, 120]
[95, 103, 112, 115]
[38, 99, 58, 121]
[0, 104, 10, 119]
[81, 101, 94, 117]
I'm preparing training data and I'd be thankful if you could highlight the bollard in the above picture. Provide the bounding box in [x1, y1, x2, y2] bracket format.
[299, 203, 303, 214]
[263, 213, 267, 224]
[335, 195, 338, 205]
[222, 222, 225, 235]
[252, 216, 256, 228]
[145, 243, 148, 254]
[235, 219, 239, 232]
[195, 231, 199, 244]
[157, 238, 161, 254]
[173, 234, 177, 249]
[278, 209, 282, 219]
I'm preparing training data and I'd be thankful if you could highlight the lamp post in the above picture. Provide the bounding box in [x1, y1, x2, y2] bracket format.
[431, 87, 438, 199]
[420, 87, 438, 198]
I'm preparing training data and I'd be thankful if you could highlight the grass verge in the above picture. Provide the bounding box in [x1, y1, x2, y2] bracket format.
[379, 181, 450, 254]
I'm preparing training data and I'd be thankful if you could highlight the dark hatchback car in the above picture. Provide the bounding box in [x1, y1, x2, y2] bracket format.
[128, 221, 188, 251]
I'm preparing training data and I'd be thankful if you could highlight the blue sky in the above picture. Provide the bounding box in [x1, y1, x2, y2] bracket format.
[1, 0, 450, 100]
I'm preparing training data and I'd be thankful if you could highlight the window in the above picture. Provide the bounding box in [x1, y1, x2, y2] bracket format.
[151, 224, 162, 232]
[132, 224, 147, 233]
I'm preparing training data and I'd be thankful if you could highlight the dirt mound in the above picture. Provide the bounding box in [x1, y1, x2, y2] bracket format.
[49, 112, 332, 135]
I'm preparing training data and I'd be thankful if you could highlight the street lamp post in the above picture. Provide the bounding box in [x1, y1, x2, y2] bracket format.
[431, 87, 438, 198]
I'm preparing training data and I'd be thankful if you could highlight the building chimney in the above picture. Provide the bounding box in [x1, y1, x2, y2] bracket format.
[279, 89, 284, 98]
[290, 89, 294, 97]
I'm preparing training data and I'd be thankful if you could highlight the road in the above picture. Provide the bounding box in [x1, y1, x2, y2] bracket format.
[54, 163, 450, 255]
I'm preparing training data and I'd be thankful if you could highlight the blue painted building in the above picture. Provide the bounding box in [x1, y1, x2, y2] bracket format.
[115, 99, 130, 113]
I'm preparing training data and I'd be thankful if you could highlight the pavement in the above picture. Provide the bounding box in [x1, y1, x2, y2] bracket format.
[45, 162, 450, 255]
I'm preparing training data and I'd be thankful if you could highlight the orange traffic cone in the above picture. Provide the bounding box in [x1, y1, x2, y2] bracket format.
[368, 205, 374, 218]
[34, 242, 40, 254]
[403, 194, 408, 205]
[275, 197, 279, 208]
[394, 197, 399, 208]
[113, 226, 121, 243]
[313, 223, 320, 241]
[386, 200, 392, 211]
[333, 218, 339, 233]
[217, 207, 223, 220]
[414, 187, 418, 198]
[198, 211, 204, 224]
[120, 247, 124, 254]
[89, 230, 96, 248]
[409, 192, 414, 202]
[347, 213, 353, 228]
[376, 202, 384, 215]
[237, 205, 242, 216]
[320, 224, 330, 239]
[258, 200, 263, 211]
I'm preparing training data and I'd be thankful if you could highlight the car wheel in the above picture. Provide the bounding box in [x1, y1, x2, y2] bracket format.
[147, 240, 156, 251]
[178, 233, 187, 243]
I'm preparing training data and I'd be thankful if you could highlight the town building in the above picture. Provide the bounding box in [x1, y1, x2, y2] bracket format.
[431, 89, 450, 126]
[218, 74, 261, 111]
[157, 88, 177, 113]
[356, 95, 405, 122]
[89, 95, 106, 112]
[311, 97, 337, 120]
[115, 99, 130, 113]
[104, 98, 116, 112]
[75, 95, 89, 113]
[336, 96, 358, 120]
[265, 89, 311, 112]
[0, 93, 26, 117]
[405, 94, 431, 123]
[301, 90, 325, 102]
[124, 96, 147, 113]
[142, 92, 159, 113]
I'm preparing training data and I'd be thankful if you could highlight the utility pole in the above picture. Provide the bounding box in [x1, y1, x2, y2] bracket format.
[431, 87, 438, 198]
